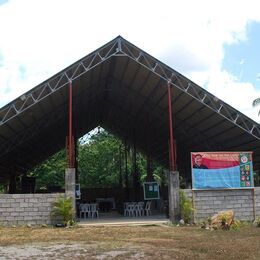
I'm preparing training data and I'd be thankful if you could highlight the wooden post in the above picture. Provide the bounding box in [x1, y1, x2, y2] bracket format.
[119, 144, 123, 188]
[8, 172, 16, 194]
[146, 154, 153, 181]
[124, 139, 129, 201]
[133, 141, 140, 201]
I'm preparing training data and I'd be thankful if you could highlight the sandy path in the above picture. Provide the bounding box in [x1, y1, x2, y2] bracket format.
[0, 243, 144, 259]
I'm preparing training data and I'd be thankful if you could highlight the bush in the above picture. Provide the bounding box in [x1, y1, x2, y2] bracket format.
[180, 190, 194, 223]
[211, 210, 234, 230]
[205, 211, 243, 231]
[231, 220, 241, 230]
[220, 212, 232, 230]
[51, 196, 75, 227]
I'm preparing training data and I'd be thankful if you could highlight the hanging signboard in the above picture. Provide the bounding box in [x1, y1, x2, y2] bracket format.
[191, 152, 254, 189]
[143, 182, 160, 200]
[75, 183, 81, 200]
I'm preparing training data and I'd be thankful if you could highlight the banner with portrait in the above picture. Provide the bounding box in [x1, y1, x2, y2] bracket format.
[191, 152, 254, 189]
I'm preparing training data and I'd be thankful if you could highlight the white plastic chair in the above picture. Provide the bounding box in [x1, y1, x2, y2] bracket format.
[136, 202, 145, 217]
[90, 203, 99, 218]
[79, 203, 84, 218]
[128, 203, 136, 217]
[144, 201, 152, 216]
[79, 204, 91, 219]
[124, 202, 130, 216]
[124, 202, 135, 217]
[133, 203, 139, 217]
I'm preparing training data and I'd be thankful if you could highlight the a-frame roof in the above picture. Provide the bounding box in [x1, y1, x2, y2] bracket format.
[1, 36, 260, 182]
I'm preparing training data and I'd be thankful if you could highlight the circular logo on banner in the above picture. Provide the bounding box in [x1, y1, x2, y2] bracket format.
[241, 155, 248, 164]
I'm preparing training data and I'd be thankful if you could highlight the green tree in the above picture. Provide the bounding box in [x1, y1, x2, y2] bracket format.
[30, 130, 168, 190]
[30, 150, 66, 190]
[78, 131, 121, 188]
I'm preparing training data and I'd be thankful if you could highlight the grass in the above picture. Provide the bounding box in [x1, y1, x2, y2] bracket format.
[0, 224, 259, 259]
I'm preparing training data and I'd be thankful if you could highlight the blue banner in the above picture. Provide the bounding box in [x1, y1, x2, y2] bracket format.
[191, 152, 254, 189]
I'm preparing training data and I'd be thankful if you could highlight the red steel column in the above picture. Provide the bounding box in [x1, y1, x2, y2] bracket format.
[68, 80, 74, 168]
[168, 82, 176, 171]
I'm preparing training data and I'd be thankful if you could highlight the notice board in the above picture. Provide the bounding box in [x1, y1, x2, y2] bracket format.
[143, 182, 160, 200]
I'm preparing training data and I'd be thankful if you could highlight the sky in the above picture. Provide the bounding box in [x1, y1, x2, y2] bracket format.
[0, 0, 260, 123]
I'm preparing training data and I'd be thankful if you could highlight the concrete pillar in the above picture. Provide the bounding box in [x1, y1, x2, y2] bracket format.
[168, 170, 180, 223]
[65, 168, 76, 213]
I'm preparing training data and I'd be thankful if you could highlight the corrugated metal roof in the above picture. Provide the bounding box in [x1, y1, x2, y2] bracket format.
[0, 36, 260, 182]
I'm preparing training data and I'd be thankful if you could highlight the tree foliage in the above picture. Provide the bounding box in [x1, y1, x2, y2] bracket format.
[78, 131, 121, 188]
[30, 150, 66, 190]
[180, 190, 194, 223]
[31, 130, 167, 190]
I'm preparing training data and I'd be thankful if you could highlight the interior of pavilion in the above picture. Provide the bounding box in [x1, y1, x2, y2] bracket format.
[1, 126, 181, 221]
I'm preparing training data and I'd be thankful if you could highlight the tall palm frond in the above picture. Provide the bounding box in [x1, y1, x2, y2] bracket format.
[252, 98, 260, 116]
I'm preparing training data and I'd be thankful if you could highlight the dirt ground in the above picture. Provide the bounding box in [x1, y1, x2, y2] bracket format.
[0, 224, 259, 259]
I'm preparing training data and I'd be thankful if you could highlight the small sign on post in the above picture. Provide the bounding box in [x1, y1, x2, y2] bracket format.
[143, 182, 160, 200]
[75, 183, 81, 200]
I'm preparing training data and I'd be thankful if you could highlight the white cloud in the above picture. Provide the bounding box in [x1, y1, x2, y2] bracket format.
[189, 67, 260, 122]
[196, 69, 260, 121]
[0, 0, 260, 122]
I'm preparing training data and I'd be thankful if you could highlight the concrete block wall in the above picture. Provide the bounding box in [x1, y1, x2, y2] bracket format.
[193, 189, 254, 221]
[0, 193, 63, 226]
[182, 188, 260, 221]
[255, 187, 260, 217]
